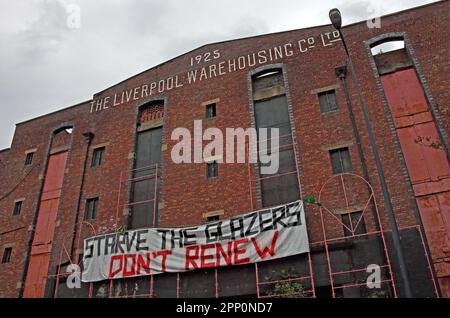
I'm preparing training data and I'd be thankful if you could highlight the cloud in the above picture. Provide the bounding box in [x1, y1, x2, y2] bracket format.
[0, 0, 441, 149]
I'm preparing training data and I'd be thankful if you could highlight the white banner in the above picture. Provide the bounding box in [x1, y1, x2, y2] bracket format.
[82, 200, 309, 283]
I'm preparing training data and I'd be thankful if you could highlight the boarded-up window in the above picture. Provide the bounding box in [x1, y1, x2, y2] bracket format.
[25, 152, 34, 166]
[218, 264, 257, 297]
[180, 269, 215, 298]
[319, 90, 339, 113]
[330, 148, 352, 174]
[85, 197, 99, 221]
[207, 215, 220, 222]
[207, 161, 218, 179]
[252, 70, 300, 207]
[91, 147, 105, 167]
[131, 101, 164, 229]
[153, 273, 177, 298]
[341, 211, 366, 237]
[13, 200, 23, 216]
[206, 103, 217, 119]
[2, 247, 12, 264]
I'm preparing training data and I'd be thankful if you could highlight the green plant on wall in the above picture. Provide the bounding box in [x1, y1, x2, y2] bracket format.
[361, 286, 390, 298]
[271, 280, 311, 298]
[264, 268, 312, 298]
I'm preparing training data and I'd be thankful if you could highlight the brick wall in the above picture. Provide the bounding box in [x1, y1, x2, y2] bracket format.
[0, 1, 448, 297]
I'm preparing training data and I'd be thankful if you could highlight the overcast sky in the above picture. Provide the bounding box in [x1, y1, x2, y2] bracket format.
[0, 0, 440, 149]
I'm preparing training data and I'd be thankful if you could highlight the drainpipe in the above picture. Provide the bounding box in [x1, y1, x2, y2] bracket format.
[70, 132, 94, 263]
[337, 65, 394, 297]
[17, 136, 55, 298]
[336, 67, 370, 181]
[334, 25, 413, 297]
[336, 65, 379, 231]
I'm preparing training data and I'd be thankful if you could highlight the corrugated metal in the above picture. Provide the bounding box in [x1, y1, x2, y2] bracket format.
[23, 151, 68, 298]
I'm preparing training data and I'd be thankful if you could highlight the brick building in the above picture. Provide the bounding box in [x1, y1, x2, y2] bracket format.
[0, 1, 448, 298]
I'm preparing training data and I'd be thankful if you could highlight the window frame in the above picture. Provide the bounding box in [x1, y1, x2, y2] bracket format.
[329, 147, 353, 175]
[13, 200, 23, 216]
[85, 197, 99, 221]
[207, 215, 220, 222]
[318, 90, 339, 114]
[91, 147, 105, 168]
[2, 247, 12, 264]
[205, 103, 217, 119]
[24, 152, 34, 166]
[341, 211, 367, 237]
[206, 161, 218, 179]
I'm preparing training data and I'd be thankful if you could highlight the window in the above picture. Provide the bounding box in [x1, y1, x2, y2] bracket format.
[85, 197, 99, 221]
[207, 161, 218, 179]
[342, 211, 367, 237]
[330, 148, 352, 174]
[2, 248, 12, 264]
[13, 201, 23, 216]
[91, 147, 105, 167]
[252, 69, 300, 207]
[371, 40, 405, 56]
[319, 90, 339, 113]
[255, 70, 281, 79]
[206, 103, 217, 119]
[207, 215, 220, 222]
[25, 152, 34, 166]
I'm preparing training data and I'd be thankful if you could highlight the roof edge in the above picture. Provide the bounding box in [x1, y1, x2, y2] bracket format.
[93, 23, 332, 96]
[16, 99, 92, 126]
[93, 0, 443, 96]
[342, 0, 444, 30]
[13, 0, 445, 128]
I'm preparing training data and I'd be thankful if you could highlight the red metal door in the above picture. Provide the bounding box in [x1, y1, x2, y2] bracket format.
[381, 68, 450, 297]
[23, 151, 68, 298]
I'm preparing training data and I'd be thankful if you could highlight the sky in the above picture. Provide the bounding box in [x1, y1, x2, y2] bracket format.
[0, 0, 441, 149]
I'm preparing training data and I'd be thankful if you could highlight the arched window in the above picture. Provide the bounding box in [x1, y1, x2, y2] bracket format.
[52, 125, 74, 152]
[370, 40, 405, 56]
[369, 38, 411, 76]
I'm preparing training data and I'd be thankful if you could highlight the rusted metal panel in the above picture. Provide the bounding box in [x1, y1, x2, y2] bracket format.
[414, 122, 450, 181]
[439, 277, 450, 299]
[381, 67, 450, 297]
[417, 196, 446, 256]
[438, 192, 450, 237]
[41, 151, 67, 193]
[381, 68, 450, 184]
[34, 198, 60, 246]
[23, 151, 68, 298]
[396, 127, 430, 184]
[23, 253, 50, 298]
[381, 68, 429, 119]
[396, 122, 450, 185]
[34, 152, 67, 245]
[395, 111, 433, 129]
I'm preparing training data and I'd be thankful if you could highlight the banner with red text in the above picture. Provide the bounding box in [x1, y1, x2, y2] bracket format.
[82, 200, 309, 283]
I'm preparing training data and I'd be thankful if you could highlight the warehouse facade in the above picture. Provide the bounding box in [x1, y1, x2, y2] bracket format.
[0, 1, 449, 298]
